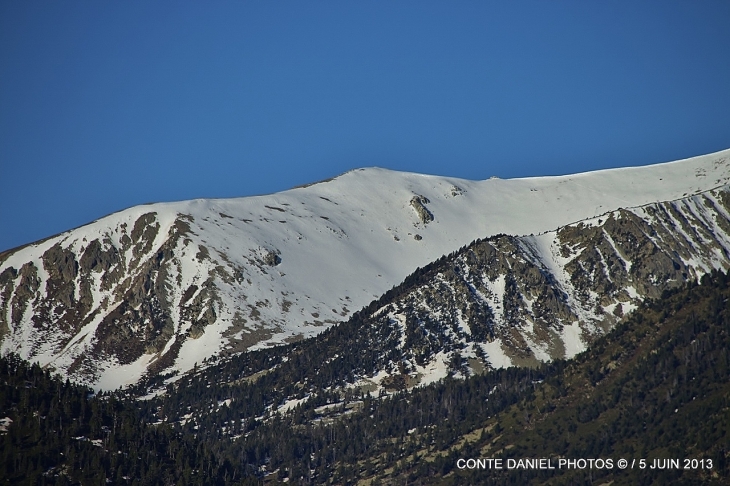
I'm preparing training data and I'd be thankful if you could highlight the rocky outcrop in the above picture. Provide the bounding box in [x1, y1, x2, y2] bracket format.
[410, 195, 433, 224]
[0, 211, 222, 385]
[263, 250, 281, 267]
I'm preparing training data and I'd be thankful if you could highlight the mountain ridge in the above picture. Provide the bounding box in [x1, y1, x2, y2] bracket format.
[1, 148, 729, 389]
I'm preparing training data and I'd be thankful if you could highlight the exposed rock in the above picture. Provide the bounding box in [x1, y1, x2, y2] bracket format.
[40, 244, 84, 325]
[263, 249, 281, 266]
[131, 212, 159, 260]
[0, 267, 18, 339]
[11, 263, 40, 327]
[181, 278, 218, 339]
[80, 238, 118, 274]
[410, 195, 433, 224]
[450, 185, 464, 197]
[196, 245, 209, 262]
[43, 243, 78, 283]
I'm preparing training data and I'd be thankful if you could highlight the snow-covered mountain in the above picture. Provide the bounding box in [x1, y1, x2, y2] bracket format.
[341, 185, 730, 395]
[1, 149, 729, 389]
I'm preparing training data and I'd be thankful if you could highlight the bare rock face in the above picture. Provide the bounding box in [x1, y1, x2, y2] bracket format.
[0, 267, 17, 340]
[11, 264, 41, 330]
[410, 195, 433, 224]
[263, 250, 281, 267]
[0, 210, 221, 385]
[180, 279, 218, 339]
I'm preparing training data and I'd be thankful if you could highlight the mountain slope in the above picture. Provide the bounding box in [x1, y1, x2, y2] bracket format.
[378, 270, 730, 485]
[181, 270, 730, 485]
[146, 185, 730, 431]
[4, 271, 727, 485]
[1, 149, 729, 389]
[359, 184, 730, 389]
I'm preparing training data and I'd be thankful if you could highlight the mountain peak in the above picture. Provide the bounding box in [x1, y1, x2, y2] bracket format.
[1, 148, 729, 389]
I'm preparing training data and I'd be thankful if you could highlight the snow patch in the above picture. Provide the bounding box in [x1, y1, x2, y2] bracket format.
[561, 321, 586, 358]
[481, 340, 513, 369]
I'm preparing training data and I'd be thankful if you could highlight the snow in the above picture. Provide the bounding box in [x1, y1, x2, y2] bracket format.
[413, 351, 451, 387]
[480, 340, 513, 369]
[218, 398, 234, 409]
[278, 396, 310, 413]
[521, 322, 552, 362]
[561, 321, 587, 359]
[95, 354, 158, 391]
[486, 274, 506, 324]
[2, 148, 730, 389]
[173, 318, 230, 374]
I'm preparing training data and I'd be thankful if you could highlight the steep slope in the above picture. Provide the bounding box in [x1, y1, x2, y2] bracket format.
[127, 272, 729, 485]
[359, 185, 730, 390]
[4, 272, 727, 485]
[375, 270, 730, 485]
[152, 185, 730, 431]
[1, 149, 729, 388]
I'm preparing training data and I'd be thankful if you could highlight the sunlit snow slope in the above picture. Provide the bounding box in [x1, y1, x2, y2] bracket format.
[1, 149, 729, 389]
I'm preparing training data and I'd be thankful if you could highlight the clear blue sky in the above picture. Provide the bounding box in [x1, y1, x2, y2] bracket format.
[2, 1, 729, 252]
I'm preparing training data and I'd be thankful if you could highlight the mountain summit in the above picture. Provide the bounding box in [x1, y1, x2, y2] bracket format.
[1, 149, 729, 389]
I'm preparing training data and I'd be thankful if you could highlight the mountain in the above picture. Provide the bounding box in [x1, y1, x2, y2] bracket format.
[358, 184, 730, 387]
[1, 149, 729, 389]
[3, 269, 728, 484]
[135, 184, 729, 435]
[366, 269, 730, 485]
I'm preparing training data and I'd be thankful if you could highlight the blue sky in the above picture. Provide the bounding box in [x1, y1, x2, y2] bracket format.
[1, 1, 729, 252]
